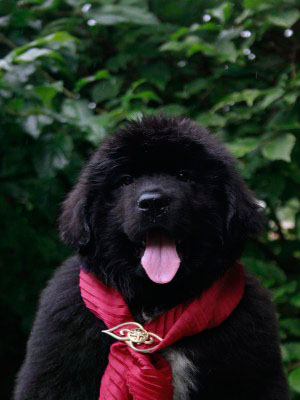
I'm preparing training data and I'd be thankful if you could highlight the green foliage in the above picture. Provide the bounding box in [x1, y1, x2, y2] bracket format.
[1, 0, 300, 397]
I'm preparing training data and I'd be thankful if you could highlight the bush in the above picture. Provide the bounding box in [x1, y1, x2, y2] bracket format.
[1, 0, 300, 397]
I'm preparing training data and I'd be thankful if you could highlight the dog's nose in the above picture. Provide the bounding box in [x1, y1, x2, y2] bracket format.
[137, 192, 170, 216]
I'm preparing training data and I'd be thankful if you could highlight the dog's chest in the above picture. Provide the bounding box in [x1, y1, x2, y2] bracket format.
[162, 348, 198, 400]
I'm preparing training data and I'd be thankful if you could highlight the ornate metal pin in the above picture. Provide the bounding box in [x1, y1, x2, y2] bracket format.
[102, 322, 163, 354]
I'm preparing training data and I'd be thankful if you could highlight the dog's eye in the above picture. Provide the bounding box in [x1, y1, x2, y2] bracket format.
[118, 174, 133, 187]
[177, 170, 193, 182]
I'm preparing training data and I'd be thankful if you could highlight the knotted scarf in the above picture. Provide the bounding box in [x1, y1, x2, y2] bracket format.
[80, 262, 244, 400]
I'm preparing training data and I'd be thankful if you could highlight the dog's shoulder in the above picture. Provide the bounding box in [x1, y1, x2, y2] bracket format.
[242, 270, 279, 331]
[212, 270, 281, 356]
[203, 270, 282, 369]
[37, 256, 84, 321]
[31, 255, 105, 342]
[14, 257, 110, 399]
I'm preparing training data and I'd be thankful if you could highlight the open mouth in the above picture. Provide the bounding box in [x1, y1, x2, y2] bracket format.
[140, 229, 182, 284]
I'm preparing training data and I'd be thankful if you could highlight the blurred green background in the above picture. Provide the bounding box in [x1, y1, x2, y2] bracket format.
[1, 0, 300, 398]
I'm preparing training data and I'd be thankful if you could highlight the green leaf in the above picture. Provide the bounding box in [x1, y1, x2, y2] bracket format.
[268, 9, 300, 28]
[52, 134, 73, 170]
[212, 89, 263, 112]
[190, 22, 220, 32]
[181, 79, 209, 97]
[106, 54, 132, 72]
[133, 91, 161, 103]
[219, 27, 243, 41]
[91, 78, 122, 103]
[208, 2, 233, 23]
[243, 89, 263, 106]
[15, 48, 55, 62]
[276, 198, 300, 231]
[283, 92, 298, 105]
[296, 214, 300, 241]
[86, 117, 106, 146]
[289, 368, 300, 394]
[33, 0, 59, 10]
[243, 0, 274, 11]
[196, 113, 226, 128]
[215, 40, 237, 62]
[130, 79, 146, 91]
[262, 134, 296, 162]
[186, 39, 215, 57]
[34, 81, 63, 107]
[160, 41, 186, 52]
[62, 99, 106, 144]
[284, 342, 300, 361]
[291, 293, 300, 308]
[139, 62, 170, 90]
[243, 256, 286, 287]
[62, 99, 92, 123]
[0, 15, 10, 27]
[273, 282, 297, 304]
[37, 31, 76, 44]
[280, 344, 289, 362]
[227, 137, 260, 158]
[280, 318, 300, 336]
[75, 70, 110, 91]
[24, 114, 53, 138]
[33, 133, 73, 178]
[89, 5, 159, 26]
[258, 88, 284, 109]
[170, 26, 189, 41]
[9, 31, 76, 61]
[157, 104, 187, 116]
[235, 9, 253, 23]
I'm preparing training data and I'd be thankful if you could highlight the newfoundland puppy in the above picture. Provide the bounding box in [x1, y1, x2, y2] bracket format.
[14, 115, 288, 399]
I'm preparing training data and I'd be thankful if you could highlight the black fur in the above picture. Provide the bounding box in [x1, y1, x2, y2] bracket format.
[14, 115, 288, 399]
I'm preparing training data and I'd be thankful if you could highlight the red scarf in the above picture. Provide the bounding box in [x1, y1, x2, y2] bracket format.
[80, 262, 244, 400]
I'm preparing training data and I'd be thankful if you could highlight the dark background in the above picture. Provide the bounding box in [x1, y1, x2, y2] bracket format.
[1, 0, 300, 397]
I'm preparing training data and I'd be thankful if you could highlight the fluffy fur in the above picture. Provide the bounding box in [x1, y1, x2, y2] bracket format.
[14, 115, 288, 399]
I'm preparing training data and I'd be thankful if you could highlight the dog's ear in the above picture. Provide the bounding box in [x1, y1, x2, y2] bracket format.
[59, 176, 90, 249]
[226, 174, 265, 241]
[59, 145, 110, 249]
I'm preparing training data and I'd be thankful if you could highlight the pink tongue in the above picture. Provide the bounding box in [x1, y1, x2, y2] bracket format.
[141, 231, 181, 284]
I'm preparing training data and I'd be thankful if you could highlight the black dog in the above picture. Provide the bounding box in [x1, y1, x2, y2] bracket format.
[14, 115, 288, 399]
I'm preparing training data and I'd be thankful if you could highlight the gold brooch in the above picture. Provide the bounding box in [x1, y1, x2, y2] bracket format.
[102, 322, 163, 354]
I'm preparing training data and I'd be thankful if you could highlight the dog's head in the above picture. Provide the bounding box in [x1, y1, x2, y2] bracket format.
[59, 115, 263, 305]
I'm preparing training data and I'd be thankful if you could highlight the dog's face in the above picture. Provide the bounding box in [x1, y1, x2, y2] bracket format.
[60, 116, 263, 307]
[98, 139, 227, 284]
